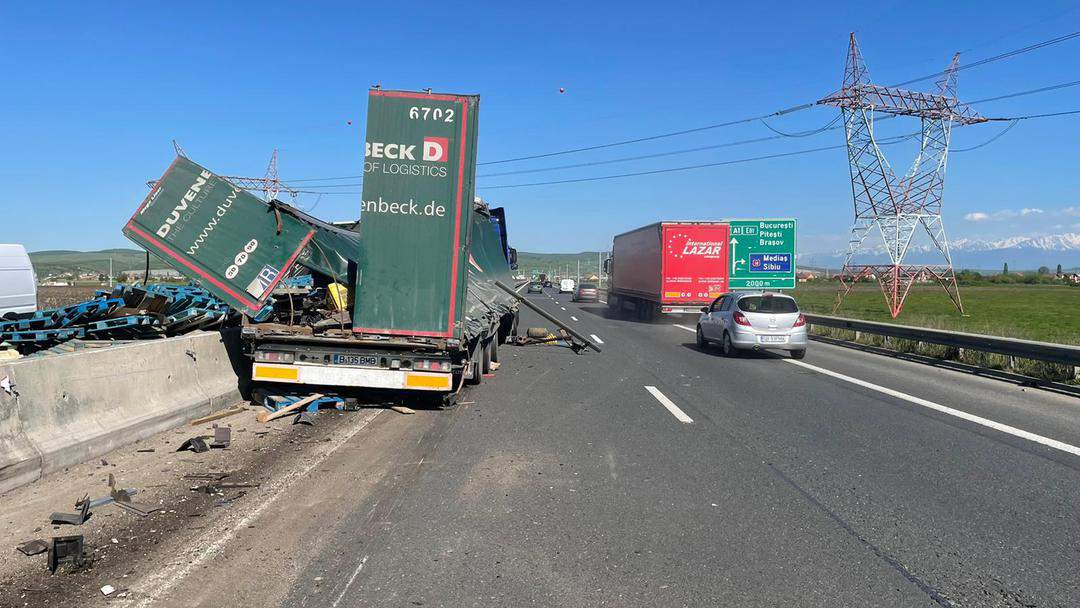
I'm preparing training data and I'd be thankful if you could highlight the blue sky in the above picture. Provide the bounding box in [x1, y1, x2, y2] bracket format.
[1, 1, 1077, 255]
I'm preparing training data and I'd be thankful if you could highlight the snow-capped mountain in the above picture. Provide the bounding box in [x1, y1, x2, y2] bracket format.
[802, 233, 1080, 271]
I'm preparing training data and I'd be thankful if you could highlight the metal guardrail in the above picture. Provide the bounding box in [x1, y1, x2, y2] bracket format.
[803, 314, 1080, 367]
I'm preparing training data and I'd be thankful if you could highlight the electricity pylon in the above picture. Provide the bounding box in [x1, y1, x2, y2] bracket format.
[819, 33, 986, 317]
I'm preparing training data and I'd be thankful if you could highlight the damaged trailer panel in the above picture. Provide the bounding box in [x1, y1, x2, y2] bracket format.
[354, 89, 489, 339]
[124, 157, 317, 317]
[124, 157, 363, 317]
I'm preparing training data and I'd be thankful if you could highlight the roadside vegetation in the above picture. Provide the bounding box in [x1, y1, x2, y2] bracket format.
[792, 279, 1079, 383]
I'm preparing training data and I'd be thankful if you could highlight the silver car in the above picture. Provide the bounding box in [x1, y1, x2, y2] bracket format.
[696, 292, 807, 358]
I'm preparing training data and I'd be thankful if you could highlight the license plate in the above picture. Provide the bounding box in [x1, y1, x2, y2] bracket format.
[759, 335, 787, 344]
[331, 354, 379, 367]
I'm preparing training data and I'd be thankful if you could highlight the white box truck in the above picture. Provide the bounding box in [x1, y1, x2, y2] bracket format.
[0, 245, 37, 316]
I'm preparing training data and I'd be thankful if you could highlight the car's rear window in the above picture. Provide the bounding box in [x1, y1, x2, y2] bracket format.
[737, 296, 798, 313]
[579, 283, 597, 289]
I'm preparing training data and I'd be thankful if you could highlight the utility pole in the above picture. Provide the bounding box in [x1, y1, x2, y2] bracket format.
[109, 257, 114, 288]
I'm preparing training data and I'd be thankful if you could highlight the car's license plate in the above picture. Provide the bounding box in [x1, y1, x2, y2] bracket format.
[331, 354, 379, 367]
[759, 335, 787, 344]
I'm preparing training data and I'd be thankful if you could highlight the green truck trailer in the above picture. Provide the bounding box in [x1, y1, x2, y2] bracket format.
[246, 89, 518, 405]
[126, 88, 519, 406]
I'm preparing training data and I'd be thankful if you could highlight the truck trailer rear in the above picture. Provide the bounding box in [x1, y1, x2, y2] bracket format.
[605, 222, 729, 319]
[244, 88, 518, 406]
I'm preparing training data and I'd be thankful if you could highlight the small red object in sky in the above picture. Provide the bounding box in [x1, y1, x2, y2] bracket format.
[558, 87, 566, 93]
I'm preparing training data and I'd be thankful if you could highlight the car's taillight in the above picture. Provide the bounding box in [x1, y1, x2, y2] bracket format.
[733, 311, 751, 326]
[793, 313, 806, 328]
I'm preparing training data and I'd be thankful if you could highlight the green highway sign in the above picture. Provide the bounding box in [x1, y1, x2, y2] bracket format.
[727, 219, 797, 290]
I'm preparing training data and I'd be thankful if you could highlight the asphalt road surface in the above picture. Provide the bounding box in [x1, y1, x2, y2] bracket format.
[270, 287, 1077, 608]
[41, 286, 1075, 608]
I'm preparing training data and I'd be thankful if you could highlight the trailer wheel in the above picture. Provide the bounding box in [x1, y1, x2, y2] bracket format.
[481, 339, 494, 375]
[489, 335, 499, 364]
[465, 344, 482, 385]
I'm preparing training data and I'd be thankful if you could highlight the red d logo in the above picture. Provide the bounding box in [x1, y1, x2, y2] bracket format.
[422, 137, 449, 162]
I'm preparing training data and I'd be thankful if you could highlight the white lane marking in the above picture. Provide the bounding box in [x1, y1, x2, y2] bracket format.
[590, 334, 604, 344]
[561, 306, 566, 311]
[127, 410, 383, 607]
[673, 324, 696, 333]
[645, 386, 694, 424]
[332, 555, 369, 607]
[784, 359, 1080, 458]
[599, 299, 607, 304]
[515, 282, 529, 293]
[571, 315, 578, 321]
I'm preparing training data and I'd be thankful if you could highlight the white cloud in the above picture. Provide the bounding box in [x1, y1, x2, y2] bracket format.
[1065, 206, 1080, 217]
[964, 212, 990, 221]
[1020, 208, 1044, 215]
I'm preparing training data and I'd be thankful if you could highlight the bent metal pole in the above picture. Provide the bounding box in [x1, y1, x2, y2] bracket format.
[494, 281, 602, 353]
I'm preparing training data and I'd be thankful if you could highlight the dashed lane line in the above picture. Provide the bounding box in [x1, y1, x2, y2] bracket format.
[673, 324, 696, 333]
[645, 386, 694, 424]
[590, 334, 604, 344]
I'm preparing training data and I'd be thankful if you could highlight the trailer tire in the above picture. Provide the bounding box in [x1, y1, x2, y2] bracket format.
[489, 335, 499, 364]
[481, 339, 494, 375]
[465, 345, 482, 385]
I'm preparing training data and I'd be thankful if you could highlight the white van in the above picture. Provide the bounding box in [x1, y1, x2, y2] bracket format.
[559, 278, 575, 294]
[0, 245, 37, 316]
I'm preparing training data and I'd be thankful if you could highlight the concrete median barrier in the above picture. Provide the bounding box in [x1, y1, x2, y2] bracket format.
[0, 330, 246, 494]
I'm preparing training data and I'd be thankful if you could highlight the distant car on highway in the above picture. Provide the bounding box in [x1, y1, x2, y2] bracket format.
[559, 278, 575, 294]
[527, 282, 544, 294]
[573, 282, 599, 302]
[696, 292, 806, 359]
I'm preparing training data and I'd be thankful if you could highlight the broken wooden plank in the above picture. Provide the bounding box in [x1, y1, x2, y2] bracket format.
[190, 406, 246, 426]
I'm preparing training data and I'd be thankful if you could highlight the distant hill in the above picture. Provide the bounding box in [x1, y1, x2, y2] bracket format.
[516, 251, 606, 278]
[30, 248, 171, 278]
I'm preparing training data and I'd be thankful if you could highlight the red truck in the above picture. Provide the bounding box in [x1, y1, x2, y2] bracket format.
[604, 222, 729, 319]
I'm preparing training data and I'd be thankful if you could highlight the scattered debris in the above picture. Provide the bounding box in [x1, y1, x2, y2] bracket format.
[0, 375, 16, 396]
[176, 436, 210, 453]
[136, 448, 156, 453]
[190, 406, 246, 426]
[50, 497, 91, 525]
[48, 535, 85, 573]
[293, 412, 317, 426]
[390, 405, 416, 415]
[256, 393, 324, 423]
[209, 425, 232, 448]
[0, 284, 236, 356]
[183, 472, 231, 481]
[108, 473, 161, 517]
[16, 539, 48, 556]
[101, 585, 116, 596]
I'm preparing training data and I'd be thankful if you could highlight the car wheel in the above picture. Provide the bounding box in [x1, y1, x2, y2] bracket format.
[696, 325, 709, 349]
[791, 349, 806, 360]
[721, 332, 738, 357]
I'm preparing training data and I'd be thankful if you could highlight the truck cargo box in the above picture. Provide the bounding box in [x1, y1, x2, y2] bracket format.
[354, 89, 513, 341]
[609, 222, 729, 314]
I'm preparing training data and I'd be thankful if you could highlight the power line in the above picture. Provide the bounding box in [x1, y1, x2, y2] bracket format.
[478, 134, 918, 190]
[478, 103, 815, 166]
[891, 30, 1080, 87]
[283, 33, 1080, 184]
[973, 79, 1080, 105]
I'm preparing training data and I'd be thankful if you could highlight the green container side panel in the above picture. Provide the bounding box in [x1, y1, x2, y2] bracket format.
[463, 209, 516, 340]
[354, 90, 480, 338]
[123, 156, 315, 316]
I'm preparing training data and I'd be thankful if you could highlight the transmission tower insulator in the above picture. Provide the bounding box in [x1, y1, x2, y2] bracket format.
[818, 33, 984, 317]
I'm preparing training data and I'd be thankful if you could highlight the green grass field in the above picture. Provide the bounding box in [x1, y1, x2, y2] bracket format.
[793, 283, 1080, 345]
